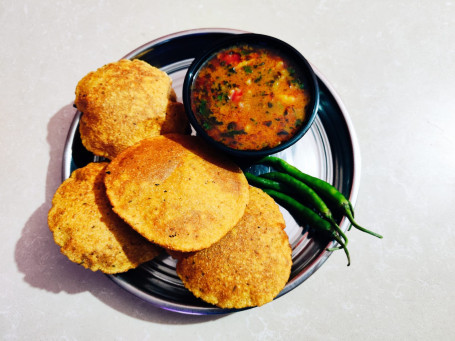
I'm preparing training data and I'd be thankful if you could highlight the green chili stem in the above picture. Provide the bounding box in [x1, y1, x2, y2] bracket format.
[327, 234, 351, 265]
[343, 203, 383, 238]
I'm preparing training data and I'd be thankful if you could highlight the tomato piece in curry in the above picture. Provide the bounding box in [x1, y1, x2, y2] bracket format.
[190, 44, 311, 151]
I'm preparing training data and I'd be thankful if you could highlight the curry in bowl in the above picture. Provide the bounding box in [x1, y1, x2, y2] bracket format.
[183, 34, 319, 157]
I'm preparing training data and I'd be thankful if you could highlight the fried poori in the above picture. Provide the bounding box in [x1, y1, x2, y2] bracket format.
[75, 59, 189, 159]
[48, 162, 161, 274]
[104, 134, 249, 252]
[175, 186, 292, 309]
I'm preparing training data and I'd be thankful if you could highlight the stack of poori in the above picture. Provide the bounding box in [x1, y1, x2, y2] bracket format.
[48, 59, 292, 309]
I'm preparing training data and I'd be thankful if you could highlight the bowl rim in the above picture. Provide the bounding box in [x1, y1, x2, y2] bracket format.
[182, 32, 320, 158]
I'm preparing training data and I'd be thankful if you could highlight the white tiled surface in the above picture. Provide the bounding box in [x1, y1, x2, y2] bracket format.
[1, 1, 454, 340]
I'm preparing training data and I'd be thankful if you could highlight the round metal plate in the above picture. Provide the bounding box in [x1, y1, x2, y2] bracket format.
[62, 28, 361, 315]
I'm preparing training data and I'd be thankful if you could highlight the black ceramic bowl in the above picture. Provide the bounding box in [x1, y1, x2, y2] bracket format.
[182, 33, 320, 158]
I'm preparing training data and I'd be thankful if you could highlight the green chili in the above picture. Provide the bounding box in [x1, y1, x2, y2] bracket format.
[244, 172, 282, 191]
[262, 188, 350, 266]
[246, 172, 348, 245]
[259, 156, 383, 239]
[262, 172, 346, 233]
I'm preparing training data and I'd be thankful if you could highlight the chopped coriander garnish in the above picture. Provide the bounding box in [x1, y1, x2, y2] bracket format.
[243, 65, 253, 74]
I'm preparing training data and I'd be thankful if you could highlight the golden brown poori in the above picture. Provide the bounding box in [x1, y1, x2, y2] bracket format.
[48, 162, 161, 274]
[104, 134, 249, 252]
[75, 59, 189, 159]
[175, 186, 292, 309]
[48, 58, 294, 309]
